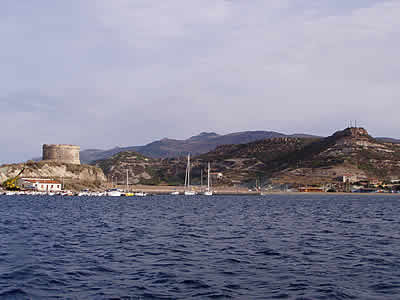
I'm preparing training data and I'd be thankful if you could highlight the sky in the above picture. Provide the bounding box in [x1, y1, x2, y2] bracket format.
[1, 0, 400, 163]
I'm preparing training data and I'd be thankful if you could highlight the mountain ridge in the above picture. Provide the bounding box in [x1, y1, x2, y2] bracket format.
[81, 130, 321, 163]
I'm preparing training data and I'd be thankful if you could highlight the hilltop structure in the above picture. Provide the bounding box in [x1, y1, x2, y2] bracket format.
[42, 144, 80, 165]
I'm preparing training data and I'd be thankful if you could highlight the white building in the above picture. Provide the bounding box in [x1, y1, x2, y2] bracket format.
[18, 178, 62, 192]
[211, 172, 223, 179]
[342, 174, 358, 183]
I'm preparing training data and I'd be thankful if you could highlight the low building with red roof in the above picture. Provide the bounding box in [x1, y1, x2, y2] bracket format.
[18, 178, 62, 192]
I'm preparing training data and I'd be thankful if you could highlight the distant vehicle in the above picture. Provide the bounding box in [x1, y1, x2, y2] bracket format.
[2, 168, 25, 191]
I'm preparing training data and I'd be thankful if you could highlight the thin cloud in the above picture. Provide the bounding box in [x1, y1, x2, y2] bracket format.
[0, 0, 399, 163]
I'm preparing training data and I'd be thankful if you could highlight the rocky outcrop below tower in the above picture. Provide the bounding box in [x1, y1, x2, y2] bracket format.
[43, 144, 81, 165]
[0, 161, 106, 190]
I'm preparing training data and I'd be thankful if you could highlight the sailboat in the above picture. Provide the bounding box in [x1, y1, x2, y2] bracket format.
[184, 153, 196, 195]
[203, 162, 213, 196]
[124, 169, 135, 196]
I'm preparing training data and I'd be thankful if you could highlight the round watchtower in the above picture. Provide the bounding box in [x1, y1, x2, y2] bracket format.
[42, 144, 81, 165]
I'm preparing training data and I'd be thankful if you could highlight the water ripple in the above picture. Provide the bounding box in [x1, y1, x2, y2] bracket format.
[1, 194, 400, 299]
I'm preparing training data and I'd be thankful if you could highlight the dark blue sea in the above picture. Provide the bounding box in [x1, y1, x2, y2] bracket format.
[1, 194, 400, 299]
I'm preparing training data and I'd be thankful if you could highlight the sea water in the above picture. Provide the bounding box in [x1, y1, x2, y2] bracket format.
[1, 194, 400, 299]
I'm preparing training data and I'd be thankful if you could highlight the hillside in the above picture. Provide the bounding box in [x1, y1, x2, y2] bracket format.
[197, 137, 316, 184]
[94, 127, 400, 187]
[270, 127, 400, 184]
[375, 137, 400, 144]
[94, 137, 316, 186]
[82, 131, 320, 163]
[94, 151, 186, 186]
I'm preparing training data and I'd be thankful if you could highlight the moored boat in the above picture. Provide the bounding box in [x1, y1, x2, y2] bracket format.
[135, 191, 147, 197]
[107, 189, 122, 197]
[184, 190, 196, 196]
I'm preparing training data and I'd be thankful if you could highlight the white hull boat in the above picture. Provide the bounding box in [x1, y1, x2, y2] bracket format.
[184, 190, 196, 196]
[135, 192, 147, 197]
[107, 189, 122, 197]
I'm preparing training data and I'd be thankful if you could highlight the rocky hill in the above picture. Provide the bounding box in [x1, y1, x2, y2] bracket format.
[82, 131, 320, 163]
[196, 137, 316, 184]
[199, 127, 400, 185]
[95, 151, 197, 186]
[94, 127, 400, 187]
[93, 137, 316, 186]
[270, 127, 400, 184]
[0, 161, 107, 191]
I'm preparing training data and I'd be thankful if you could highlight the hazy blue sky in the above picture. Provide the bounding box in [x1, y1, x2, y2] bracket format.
[1, 0, 399, 163]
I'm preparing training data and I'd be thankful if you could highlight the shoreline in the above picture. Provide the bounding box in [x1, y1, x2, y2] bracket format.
[112, 185, 400, 196]
[2, 184, 399, 196]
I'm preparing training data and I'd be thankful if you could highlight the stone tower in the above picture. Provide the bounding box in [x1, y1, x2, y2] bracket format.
[42, 144, 81, 165]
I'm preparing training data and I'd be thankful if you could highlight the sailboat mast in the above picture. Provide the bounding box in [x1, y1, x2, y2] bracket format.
[126, 169, 128, 191]
[188, 153, 191, 188]
[185, 153, 191, 189]
[207, 162, 210, 191]
[184, 158, 188, 188]
[200, 169, 203, 190]
[185, 154, 189, 188]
